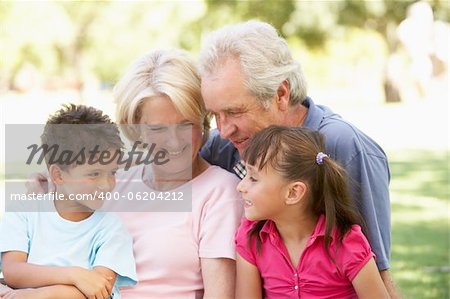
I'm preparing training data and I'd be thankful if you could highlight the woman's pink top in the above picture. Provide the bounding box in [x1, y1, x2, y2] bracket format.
[115, 165, 243, 298]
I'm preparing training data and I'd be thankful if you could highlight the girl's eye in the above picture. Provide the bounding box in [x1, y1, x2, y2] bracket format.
[249, 176, 257, 182]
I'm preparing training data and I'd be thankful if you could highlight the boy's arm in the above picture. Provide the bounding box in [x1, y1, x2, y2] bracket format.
[2, 251, 113, 298]
[2, 285, 86, 299]
[2, 251, 74, 288]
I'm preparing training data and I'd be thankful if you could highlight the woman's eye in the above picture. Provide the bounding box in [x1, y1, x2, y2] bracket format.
[150, 127, 165, 132]
[179, 123, 194, 129]
[145, 126, 167, 133]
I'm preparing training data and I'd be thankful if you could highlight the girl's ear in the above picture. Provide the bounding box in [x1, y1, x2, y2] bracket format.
[49, 164, 64, 185]
[285, 181, 307, 205]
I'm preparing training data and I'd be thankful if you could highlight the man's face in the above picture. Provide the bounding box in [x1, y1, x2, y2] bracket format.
[201, 59, 280, 156]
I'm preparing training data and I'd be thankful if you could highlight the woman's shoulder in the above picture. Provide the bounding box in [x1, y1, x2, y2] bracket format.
[196, 165, 240, 186]
[193, 165, 241, 203]
[116, 164, 145, 180]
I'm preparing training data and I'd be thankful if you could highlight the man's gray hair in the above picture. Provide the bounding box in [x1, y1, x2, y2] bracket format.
[199, 20, 307, 108]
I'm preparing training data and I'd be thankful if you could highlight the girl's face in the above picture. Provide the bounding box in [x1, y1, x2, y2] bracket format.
[237, 162, 290, 221]
[139, 95, 203, 178]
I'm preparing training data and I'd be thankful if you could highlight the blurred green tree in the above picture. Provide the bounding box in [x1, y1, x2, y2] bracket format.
[0, 1, 204, 92]
[197, 0, 449, 102]
[56, 1, 110, 89]
[1, 0, 448, 98]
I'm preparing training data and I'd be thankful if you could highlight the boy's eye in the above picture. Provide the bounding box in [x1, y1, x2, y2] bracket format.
[111, 170, 117, 176]
[87, 172, 100, 177]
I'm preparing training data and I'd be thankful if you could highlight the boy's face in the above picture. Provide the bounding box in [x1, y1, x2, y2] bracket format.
[56, 151, 118, 211]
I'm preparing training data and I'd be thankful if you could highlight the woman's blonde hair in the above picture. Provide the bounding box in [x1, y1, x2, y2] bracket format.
[114, 49, 210, 143]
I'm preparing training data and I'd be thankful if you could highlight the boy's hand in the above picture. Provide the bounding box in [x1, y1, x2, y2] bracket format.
[70, 267, 113, 299]
[25, 171, 53, 194]
[0, 283, 13, 297]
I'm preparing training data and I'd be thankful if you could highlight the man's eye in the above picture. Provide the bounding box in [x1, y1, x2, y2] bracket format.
[228, 111, 241, 116]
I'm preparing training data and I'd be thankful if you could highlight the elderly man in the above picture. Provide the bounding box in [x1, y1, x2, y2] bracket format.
[199, 20, 399, 298]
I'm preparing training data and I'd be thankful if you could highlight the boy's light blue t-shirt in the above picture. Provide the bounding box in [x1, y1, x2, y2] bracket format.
[0, 198, 137, 298]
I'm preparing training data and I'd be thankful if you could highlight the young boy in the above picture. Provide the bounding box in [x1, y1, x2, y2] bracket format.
[0, 104, 137, 299]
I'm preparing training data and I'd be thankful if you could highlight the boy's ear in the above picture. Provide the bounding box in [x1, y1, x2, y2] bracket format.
[49, 164, 64, 185]
[285, 181, 307, 205]
[276, 80, 290, 112]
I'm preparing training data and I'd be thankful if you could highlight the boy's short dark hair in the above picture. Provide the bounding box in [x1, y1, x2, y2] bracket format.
[41, 104, 124, 170]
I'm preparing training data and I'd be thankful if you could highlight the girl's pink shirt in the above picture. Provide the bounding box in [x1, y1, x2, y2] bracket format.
[235, 215, 375, 299]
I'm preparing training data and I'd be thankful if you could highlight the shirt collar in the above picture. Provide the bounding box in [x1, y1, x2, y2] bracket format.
[259, 220, 277, 242]
[259, 214, 328, 242]
[311, 214, 327, 238]
[302, 97, 323, 131]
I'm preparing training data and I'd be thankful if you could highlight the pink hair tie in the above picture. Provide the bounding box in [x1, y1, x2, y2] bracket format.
[316, 152, 328, 165]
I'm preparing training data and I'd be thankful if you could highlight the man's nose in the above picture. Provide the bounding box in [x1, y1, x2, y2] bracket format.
[217, 115, 237, 140]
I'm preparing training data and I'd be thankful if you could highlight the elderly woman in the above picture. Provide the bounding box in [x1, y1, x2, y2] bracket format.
[112, 49, 242, 299]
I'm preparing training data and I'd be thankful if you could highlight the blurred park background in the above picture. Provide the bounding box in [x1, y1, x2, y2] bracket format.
[0, 0, 449, 298]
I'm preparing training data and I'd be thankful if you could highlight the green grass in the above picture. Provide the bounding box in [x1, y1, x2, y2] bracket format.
[389, 150, 449, 299]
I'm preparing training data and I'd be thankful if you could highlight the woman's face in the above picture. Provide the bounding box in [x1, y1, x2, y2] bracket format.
[139, 95, 203, 178]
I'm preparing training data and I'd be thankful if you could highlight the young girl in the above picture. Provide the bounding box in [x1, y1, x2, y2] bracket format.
[235, 125, 390, 299]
